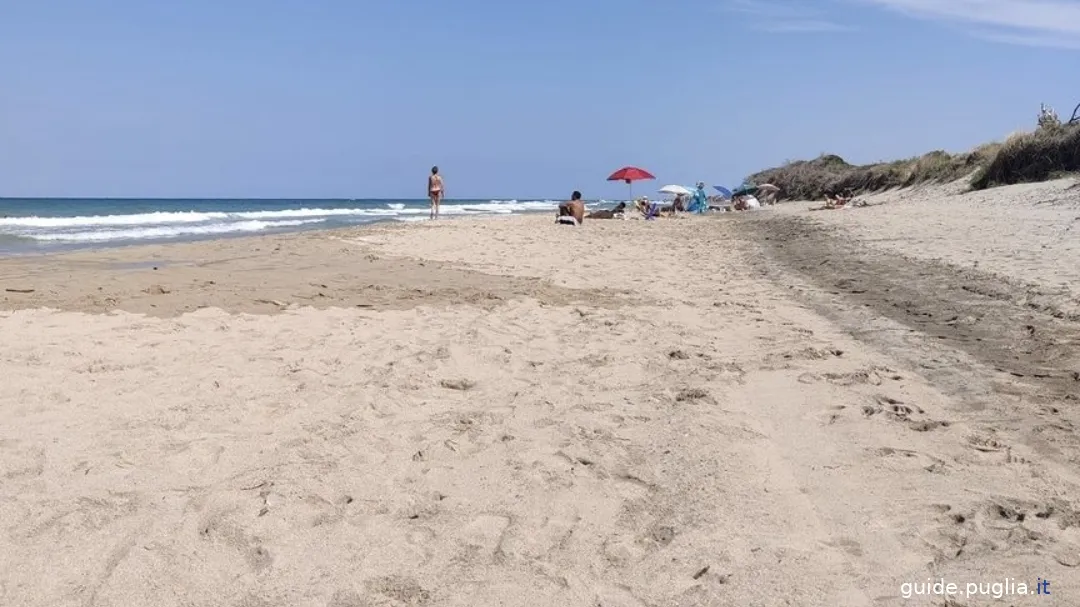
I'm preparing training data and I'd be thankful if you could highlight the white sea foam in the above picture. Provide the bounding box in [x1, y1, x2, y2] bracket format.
[0, 211, 231, 228]
[1, 200, 561, 229]
[28, 219, 325, 242]
[0, 199, 562, 245]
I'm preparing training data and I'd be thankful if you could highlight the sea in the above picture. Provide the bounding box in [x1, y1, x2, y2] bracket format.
[0, 197, 569, 256]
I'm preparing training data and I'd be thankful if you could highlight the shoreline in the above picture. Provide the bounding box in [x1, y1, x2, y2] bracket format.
[0, 197, 570, 258]
[0, 215, 620, 317]
[0, 214, 433, 260]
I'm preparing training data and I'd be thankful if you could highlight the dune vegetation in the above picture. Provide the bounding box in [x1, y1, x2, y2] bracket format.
[746, 106, 1080, 201]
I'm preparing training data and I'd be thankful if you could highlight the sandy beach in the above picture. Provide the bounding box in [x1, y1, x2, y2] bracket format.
[3, 183, 1080, 606]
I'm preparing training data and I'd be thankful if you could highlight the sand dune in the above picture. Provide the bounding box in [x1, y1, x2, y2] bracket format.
[2, 189, 1079, 606]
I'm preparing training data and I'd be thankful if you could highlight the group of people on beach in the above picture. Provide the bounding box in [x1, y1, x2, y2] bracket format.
[556, 182, 714, 225]
[426, 166, 777, 225]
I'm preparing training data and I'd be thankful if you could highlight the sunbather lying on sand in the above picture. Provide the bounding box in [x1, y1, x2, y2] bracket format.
[586, 202, 626, 219]
[823, 193, 851, 208]
[634, 198, 683, 219]
[732, 195, 753, 211]
[810, 193, 872, 211]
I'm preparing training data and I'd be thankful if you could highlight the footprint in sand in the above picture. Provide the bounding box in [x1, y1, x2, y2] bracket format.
[364, 575, 431, 605]
[235, 593, 278, 607]
[501, 511, 581, 560]
[674, 388, 713, 404]
[246, 544, 273, 572]
[325, 589, 366, 607]
[15, 492, 142, 541]
[779, 346, 844, 361]
[966, 433, 1008, 453]
[602, 533, 649, 568]
[704, 361, 746, 383]
[197, 507, 274, 574]
[593, 585, 649, 607]
[453, 514, 511, 565]
[860, 395, 950, 432]
[873, 447, 947, 474]
[647, 523, 676, 547]
[817, 405, 847, 426]
[921, 497, 1080, 566]
[908, 420, 950, 432]
[0, 440, 46, 480]
[820, 366, 903, 386]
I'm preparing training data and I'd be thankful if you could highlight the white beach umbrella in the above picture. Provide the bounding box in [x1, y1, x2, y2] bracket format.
[658, 184, 692, 196]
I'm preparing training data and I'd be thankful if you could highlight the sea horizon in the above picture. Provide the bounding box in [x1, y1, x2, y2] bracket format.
[0, 196, 609, 256]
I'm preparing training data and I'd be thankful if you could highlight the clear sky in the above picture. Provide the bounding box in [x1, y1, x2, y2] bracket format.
[1, 0, 1078, 200]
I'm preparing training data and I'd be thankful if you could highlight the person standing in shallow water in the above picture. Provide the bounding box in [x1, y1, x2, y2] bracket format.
[427, 166, 444, 219]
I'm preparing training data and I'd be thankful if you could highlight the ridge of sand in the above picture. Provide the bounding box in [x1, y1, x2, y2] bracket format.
[2, 195, 1078, 606]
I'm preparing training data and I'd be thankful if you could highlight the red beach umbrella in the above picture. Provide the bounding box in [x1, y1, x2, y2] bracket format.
[607, 166, 655, 201]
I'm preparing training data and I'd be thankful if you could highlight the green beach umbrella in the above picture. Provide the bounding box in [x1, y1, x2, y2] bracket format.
[731, 184, 759, 197]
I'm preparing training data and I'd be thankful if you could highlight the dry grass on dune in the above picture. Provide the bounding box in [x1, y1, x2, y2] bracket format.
[971, 123, 1080, 190]
[748, 121, 1080, 200]
[747, 147, 997, 202]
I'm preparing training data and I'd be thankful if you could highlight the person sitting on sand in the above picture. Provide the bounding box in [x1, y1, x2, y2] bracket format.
[586, 201, 626, 219]
[673, 193, 687, 213]
[557, 191, 586, 225]
[636, 197, 661, 220]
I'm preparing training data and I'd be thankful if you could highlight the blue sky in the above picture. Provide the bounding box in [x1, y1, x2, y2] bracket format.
[1, 0, 1078, 199]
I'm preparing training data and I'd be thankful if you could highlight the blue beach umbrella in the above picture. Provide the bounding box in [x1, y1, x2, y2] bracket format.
[713, 186, 732, 198]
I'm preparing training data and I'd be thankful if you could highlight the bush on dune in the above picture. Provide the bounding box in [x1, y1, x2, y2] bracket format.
[747, 104, 1080, 200]
[970, 124, 1080, 190]
[746, 149, 985, 201]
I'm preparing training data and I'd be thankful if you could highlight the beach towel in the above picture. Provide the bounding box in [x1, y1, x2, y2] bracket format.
[556, 215, 579, 226]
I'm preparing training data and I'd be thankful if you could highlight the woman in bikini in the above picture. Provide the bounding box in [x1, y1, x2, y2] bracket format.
[428, 166, 444, 219]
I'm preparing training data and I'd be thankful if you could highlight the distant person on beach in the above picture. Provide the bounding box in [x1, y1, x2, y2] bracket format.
[688, 182, 708, 214]
[636, 196, 661, 220]
[428, 166, 444, 219]
[673, 193, 687, 213]
[557, 191, 586, 225]
[824, 190, 851, 208]
[586, 201, 626, 219]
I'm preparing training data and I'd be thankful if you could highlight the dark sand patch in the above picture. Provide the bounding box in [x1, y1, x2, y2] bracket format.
[0, 229, 627, 317]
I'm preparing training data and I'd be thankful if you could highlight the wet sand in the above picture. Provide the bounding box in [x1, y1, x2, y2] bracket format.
[2, 191, 1079, 606]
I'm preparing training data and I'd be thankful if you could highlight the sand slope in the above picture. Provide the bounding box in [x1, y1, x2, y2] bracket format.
[2, 195, 1079, 606]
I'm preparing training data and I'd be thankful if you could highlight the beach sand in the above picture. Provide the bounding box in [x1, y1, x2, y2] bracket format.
[2, 186, 1079, 606]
